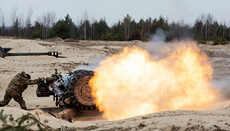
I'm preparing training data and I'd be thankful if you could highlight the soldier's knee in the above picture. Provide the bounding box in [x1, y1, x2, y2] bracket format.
[13, 96, 24, 103]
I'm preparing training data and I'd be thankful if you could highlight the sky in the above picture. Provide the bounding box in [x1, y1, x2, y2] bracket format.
[0, 0, 229, 26]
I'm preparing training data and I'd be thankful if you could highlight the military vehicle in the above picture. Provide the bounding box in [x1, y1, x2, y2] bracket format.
[36, 69, 96, 110]
[0, 46, 58, 58]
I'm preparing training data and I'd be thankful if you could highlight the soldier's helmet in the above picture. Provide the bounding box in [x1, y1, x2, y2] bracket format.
[21, 71, 27, 77]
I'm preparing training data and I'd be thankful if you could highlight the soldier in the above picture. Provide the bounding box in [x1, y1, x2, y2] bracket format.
[0, 71, 41, 110]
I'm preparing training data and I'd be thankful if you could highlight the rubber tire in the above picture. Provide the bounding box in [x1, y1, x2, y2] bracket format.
[69, 70, 96, 110]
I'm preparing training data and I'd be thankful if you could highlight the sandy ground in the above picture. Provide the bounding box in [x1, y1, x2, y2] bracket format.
[0, 38, 230, 130]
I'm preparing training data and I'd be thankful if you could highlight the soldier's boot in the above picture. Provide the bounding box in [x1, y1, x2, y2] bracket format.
[18, 100, 27, 110]
[0, 102, 4, 107]
[20, 104, 27, 110]
[13, 96, 27, 110]
[0, 93, 12, 107]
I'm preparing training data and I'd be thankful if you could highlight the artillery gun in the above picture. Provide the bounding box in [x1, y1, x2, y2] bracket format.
[36, 69, 96, 110]
[0, 46, 58, 58]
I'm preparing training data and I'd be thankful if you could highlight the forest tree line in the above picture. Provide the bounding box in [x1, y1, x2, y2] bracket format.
[0, 10, 229, 44]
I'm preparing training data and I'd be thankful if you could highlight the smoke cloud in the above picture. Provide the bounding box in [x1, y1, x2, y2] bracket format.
[213, 78, 230, 100]
[151, 28, 166, 42]
[146, 29, 230, 102]
[74, 56, 106, 71]
[141, 28, 169, 60]
[142, 28, 191, 61]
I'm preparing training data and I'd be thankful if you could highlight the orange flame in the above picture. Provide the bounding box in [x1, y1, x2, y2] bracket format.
[90, 42, 219, 120]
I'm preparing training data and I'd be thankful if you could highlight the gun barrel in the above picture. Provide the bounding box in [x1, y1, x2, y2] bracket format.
[0, 46, 58, 58]
[6, 51, 59, 57]
[7, 52, 49, 56]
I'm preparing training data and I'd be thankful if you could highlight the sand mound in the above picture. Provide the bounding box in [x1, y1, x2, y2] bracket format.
[0, 107, 73, 128]
[70, 102, 230, 130]
[1, 105, 230, 130]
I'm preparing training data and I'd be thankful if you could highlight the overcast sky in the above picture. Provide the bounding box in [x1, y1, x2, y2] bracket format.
[0, 0, 229, 26]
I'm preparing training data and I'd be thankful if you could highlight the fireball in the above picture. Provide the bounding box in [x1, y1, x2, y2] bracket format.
[89, 42, 219, 120]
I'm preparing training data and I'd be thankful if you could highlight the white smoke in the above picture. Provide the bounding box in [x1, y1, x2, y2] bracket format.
[142, 28, 195, 61]
[150, 28, 166, 42]
[142, 29, 230, 102]
[213, 78, 230, 100]
[142, 29, 166, 58]
[147, 29, 230, 101]
[141, 28, 176, 61]
[74, 56, 106, 71]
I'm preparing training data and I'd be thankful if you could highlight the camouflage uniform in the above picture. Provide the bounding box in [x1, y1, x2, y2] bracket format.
[0, 71, 40, 110]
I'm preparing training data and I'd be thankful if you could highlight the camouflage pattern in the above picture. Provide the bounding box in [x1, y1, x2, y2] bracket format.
[0, 71, 40, 110]
[45, 77, 56, 83]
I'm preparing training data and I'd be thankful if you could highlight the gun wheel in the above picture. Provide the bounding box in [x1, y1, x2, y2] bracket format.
[69, 70, 96, 109]
[74, 76, 95, 106]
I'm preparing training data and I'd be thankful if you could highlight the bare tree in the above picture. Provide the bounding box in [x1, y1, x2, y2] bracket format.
[223, 22, 226, 38]
[0, 9, 1, 28]
[9, 7, 25, 38]
[229, 20, 230, 38]
[200, 14, 205, 38]
[199, 13, 214, 40]
[91, 17, 96, 40]
[41, 11, 56, 39]
[10, 7, 25, 38]
[18, 13, 25, 38]
[24, 8, 33, 38]
[147, 17, 152, 38]
[10, 7, 18, 36]
[0, 9, 2, 35]
[0, 9, 3, 36]
[10, 7, 18, 27]
[123, 14, 131, 40]
[206, 14, 214, 40]
[0, 12, 5, 36]
[83, 11, 88, 40]
[1, 16, 5, 36]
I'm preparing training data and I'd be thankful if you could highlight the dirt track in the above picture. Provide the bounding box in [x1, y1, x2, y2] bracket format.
[1, 38, 230, 130]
